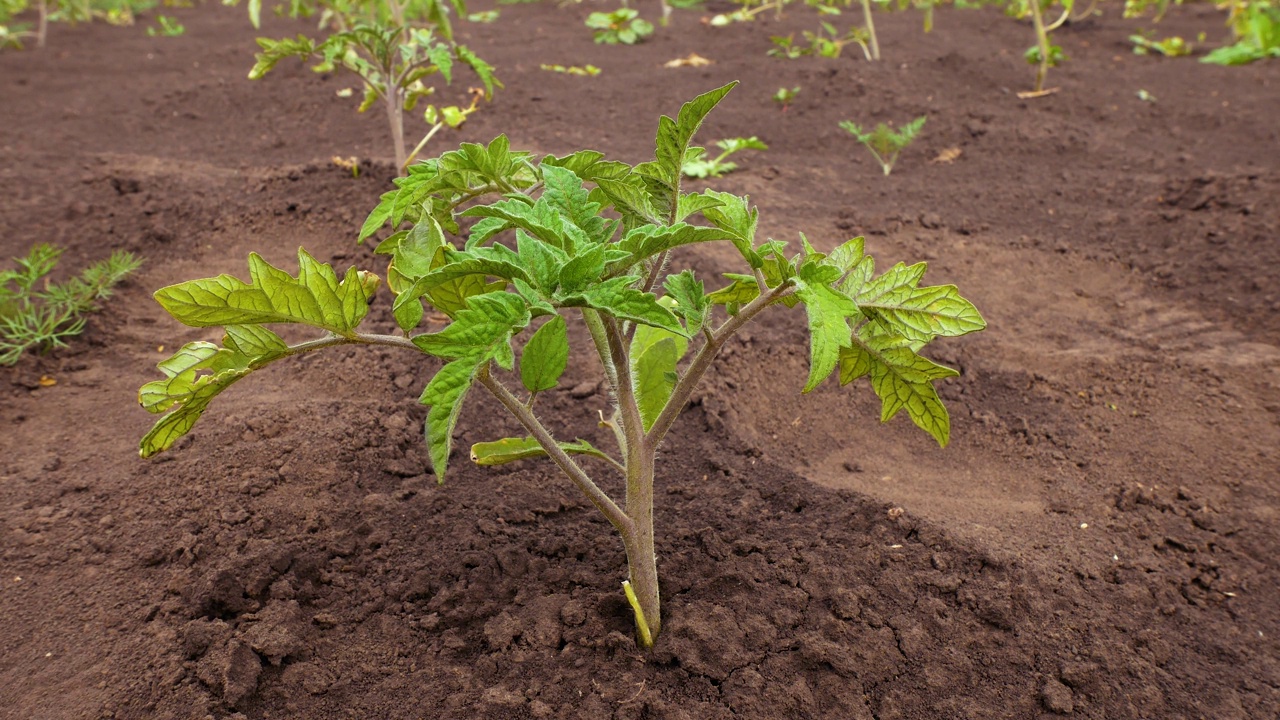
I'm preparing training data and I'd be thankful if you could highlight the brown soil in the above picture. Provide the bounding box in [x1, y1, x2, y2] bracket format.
[2, 2, 1279, 719]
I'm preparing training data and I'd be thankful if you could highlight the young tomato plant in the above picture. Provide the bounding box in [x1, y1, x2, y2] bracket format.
[681, 136, 768, 178]
[586, 7, 654, 44]
[246, 0, 498, 172]
[3, 244, 141, 365]
[840, 116, 926, 175]
[137, 83, 984, 648]
[773, 85, 800, 111]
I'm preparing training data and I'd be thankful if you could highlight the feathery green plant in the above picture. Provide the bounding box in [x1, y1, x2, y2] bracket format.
[137, 83, 983, 648]
[2, 245, 141, 365]
[840, 116, 926, 175]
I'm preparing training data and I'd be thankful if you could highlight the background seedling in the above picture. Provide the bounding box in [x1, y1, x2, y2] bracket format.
[2, 244, 140, 365]
[682, 136, 768, 178]
[1202, 0, 1280, 65]
[840, 116, 926, 175]
[586, 7, 653, 44]
[1130, 30, 1195, 55]
[773, 86, 800, 111]
[541, 62, 602, 75]
[244, 0, 499, 171]
[146, 13, 183, 35]
[137, 83, 984, 649]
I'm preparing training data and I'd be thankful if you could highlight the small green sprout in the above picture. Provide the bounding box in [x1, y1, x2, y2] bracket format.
[146, 14, 184, 36]
[586, 7, 654, 44]
[681, 136, 768, 178]
[839, 116, 926, 176]
[773, 86, 800, 111]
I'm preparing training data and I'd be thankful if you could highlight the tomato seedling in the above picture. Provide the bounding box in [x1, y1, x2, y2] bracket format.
[773, 86, 800, 111]
[840, 116, 926, 175]
[586, 7, 654, 44]
[245, 0, 499, 172]
[681, 136, 768, 178]
[138, 84, 984, 648]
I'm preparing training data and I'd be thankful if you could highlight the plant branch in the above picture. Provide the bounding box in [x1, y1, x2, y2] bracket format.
[645, 280, 794, 450]
[602, 316, 646, 459]
[581, 308, 619, 389]
[476, 364, 632, 534]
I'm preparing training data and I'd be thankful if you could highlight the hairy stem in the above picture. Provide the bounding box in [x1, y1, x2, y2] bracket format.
[476, 365, 632, 534]
[581, 308, 619, 390]
[622, 446, 660, 647]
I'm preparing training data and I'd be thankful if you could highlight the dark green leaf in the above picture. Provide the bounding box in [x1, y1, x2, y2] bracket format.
[634, 337, 679, 430]
[559, 276, 686, 335]
[520, 315, 569, 393]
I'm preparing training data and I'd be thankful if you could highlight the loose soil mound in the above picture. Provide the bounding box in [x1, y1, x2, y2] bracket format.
[1, 2, 1278, 719]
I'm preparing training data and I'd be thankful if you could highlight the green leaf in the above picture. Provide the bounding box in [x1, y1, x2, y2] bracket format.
[839, 325, 959, 447]
[154, 249, 369, 335]
[559, 277, 686, 335]
[542, 164, 611, 245]
[469, 436, 609, 466]
[699, 191, 760, 267]
[394, 255, 530, 316]
[138, 329, 289, 457]
[675, 191, 725, 223]
[662, 270, 709, 337]
[411, 291, 530, 363]
[460, 198, 569, 251]
[520, 315, 569, 393]
[515, 230, 568, 293]
[606, 223, 732, 276]
[559, 244, 608, 294]
[420, 357, 480, 482]
[593, 175, 661, 224]
[359, 190, 396, 242]
[634, 336, 679, 431]
[706, 274, 760, 306]
[653, 82, 738, 193]
[247, 35, 316, 80]
[796, 263, 862, 393]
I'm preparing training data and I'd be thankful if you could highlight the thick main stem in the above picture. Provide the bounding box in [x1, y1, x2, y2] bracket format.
[622, 449, 660, 646]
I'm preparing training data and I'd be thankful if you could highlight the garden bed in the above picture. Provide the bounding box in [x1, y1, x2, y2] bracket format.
[1, 2, 1278, 718]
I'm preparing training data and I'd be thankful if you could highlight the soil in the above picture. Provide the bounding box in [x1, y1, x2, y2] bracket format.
[2, 2, 1279, 719]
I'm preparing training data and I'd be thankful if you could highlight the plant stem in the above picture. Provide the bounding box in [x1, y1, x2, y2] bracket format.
[861, 0, 880, 61]
[645, 279, 794, 449]
[622, 445, 660, 647]
[581, 308, 619, 389]
[1029, 0, 1051, 92]
[476, 364, 632, 534]
[386, 92, 408, 172]
[37, 0, 48, 48]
